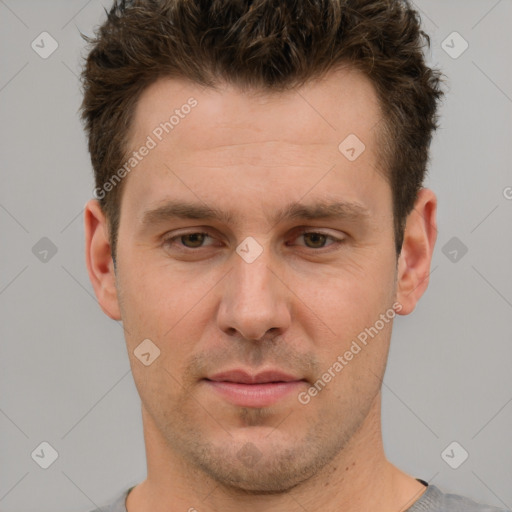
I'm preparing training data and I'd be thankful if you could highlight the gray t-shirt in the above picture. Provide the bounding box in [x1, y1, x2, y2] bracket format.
[88, 480, 510, 512]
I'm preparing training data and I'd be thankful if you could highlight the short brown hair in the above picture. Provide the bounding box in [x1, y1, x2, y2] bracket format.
[80, 0, 444, 258]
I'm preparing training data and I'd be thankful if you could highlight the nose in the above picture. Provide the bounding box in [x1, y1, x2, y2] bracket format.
[216, 247, 291, 341]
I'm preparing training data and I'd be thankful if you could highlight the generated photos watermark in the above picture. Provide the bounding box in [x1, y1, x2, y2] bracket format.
[298, 302, 403, 405]
[93, 97, 198, 200]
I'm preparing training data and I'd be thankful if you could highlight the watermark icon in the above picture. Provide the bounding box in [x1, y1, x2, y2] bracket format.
[236, 442, 263, 468]
[31, 31, 59, 59]
[93, 97, 198, 200]
[441, 441, 469, 469]
[134, 338, 161, 366]
[31, 441, 59, 469]
[503, 186, 512, 200]
[32, 237, 58, 263]
[298, 302, 402, 405]
[441, 236, 468, 263]
[441, 31, 469, 59]
[236, 236, 264, 263]
[338, 133, 366, 161]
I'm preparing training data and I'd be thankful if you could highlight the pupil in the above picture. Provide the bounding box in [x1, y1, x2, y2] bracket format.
[305, 233, 325, 248]
[184, 233, 205, 247]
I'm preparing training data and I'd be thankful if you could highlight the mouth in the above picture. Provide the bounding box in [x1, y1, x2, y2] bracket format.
[203, 369, 307, 408]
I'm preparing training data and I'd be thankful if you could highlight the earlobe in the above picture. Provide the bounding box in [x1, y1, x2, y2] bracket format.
[84, 199, 122, 320]
[396, 188, 437, 315]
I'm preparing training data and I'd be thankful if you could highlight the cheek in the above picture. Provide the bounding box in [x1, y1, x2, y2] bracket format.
[116, 235, 244, 388]
[116, 250, 221, 355]
[292, 254, 397, 345]
[288, 256, 397, 400]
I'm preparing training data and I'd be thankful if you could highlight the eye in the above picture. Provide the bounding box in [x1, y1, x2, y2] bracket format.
[290, 229, 344, 250]
[162, 228, 345, 254]
[163, 231, 217, 250]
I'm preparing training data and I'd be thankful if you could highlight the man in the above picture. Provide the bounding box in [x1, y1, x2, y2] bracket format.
[81, 1, 509, 511]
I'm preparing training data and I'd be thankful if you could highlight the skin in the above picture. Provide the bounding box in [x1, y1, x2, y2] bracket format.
[85, 65, 437, 512]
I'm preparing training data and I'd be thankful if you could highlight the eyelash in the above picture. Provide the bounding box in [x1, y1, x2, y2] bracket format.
[162, 228, 345, 253]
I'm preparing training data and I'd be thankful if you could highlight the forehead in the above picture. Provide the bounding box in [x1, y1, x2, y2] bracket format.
[121, 66, 388, 225]
[129, 65, 382, 158]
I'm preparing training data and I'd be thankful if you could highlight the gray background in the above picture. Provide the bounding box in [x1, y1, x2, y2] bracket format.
[1, 1, 511, 511]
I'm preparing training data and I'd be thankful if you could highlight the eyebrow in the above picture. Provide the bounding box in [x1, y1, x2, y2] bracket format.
[140, 198, 371, 229]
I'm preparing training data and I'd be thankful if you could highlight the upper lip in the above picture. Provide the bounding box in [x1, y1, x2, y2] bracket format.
[206, 369, 304, 384]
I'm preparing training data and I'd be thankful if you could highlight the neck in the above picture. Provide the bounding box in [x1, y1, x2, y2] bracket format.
[127, 393, 427, 512]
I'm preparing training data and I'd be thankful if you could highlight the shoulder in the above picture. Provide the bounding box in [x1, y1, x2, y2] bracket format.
[409, 484, 511, 512]
[85, 486, 133, 512]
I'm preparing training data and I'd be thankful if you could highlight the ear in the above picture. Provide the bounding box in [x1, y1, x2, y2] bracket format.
[84, 199, 122, 320]
[396, 188, 437, 315]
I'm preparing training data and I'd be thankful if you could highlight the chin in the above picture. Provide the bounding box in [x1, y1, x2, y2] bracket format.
[200, 461, 311, 494]
[184, 436, 333, 495]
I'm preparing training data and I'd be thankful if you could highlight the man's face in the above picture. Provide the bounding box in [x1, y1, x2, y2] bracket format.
[114, 67, 399, 492]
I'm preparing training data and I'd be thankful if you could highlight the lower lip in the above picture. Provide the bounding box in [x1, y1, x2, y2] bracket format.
[204, 380, 305, 408]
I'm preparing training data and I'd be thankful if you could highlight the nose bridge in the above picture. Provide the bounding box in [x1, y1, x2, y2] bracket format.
[236, 252, 273, 298]
[217, 242, 290, 340]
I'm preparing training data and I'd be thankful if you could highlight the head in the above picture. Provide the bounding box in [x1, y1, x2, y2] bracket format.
[83, 0, 442, 494]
